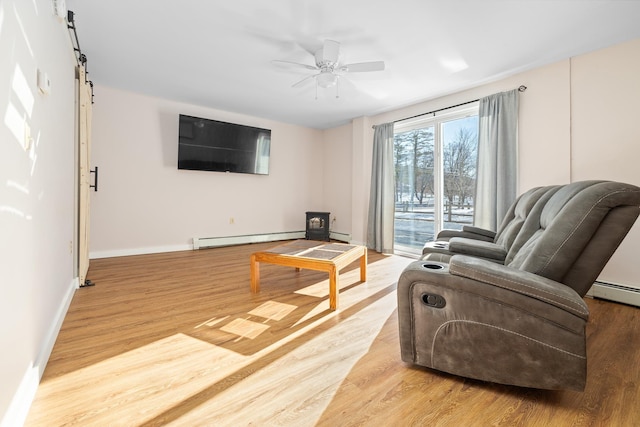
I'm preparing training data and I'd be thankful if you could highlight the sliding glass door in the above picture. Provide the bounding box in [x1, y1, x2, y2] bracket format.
[393, 106, 479, 256]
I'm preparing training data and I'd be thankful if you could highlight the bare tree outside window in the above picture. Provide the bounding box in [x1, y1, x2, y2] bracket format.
[393, 113, 479, 255]
[443, 127, 478, 221]
[394, 128, 434, 205]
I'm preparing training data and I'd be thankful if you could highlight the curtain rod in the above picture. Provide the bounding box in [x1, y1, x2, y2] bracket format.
[377, 85, 527, 127]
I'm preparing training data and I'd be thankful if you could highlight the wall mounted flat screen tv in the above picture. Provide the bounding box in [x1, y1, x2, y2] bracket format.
[178, 114, 271, 175]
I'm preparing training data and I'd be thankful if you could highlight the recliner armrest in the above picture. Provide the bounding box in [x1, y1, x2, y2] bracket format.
[448, 237, 507, 261]
[436, 227, 495, 242]
[449, 255, 589, 319]
[462, 225, 496, 239]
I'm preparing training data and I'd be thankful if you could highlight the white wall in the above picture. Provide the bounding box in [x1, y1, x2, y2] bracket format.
[322, 123, 353, 236]
[333, 38, 640, 288]
[350, 117, 374, 246]
[89, 86, 325, 257]
[0, 1, 77, 425]
[570, 38, 640, 286]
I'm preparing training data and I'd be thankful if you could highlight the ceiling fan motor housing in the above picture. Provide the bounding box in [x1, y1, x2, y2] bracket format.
[315, 50, 338, 69]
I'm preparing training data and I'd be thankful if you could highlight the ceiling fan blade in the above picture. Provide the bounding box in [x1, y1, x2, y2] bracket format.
[322, 39, 340, 63]
[272, 60, 318, 71]
[341, 61, 385, 73]
[292, 74, 317, 88]
[295, 35, 323, 57]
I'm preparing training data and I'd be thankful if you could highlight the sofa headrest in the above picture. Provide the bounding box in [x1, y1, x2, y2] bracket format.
[507, 181, 640, 283]
[495, 185, 556, 249]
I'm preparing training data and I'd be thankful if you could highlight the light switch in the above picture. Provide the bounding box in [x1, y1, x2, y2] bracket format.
[37, 69, 51, 95]
[53, 0, 67, 19]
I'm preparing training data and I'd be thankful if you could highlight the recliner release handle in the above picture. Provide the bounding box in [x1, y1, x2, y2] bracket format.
[421, 293, 446, 308]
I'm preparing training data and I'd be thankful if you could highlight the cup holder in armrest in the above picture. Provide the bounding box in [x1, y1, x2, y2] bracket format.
[424, 241, 449, 250]
[412, 260, 448, 274]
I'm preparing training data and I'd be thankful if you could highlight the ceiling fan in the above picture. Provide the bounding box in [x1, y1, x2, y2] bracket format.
[273, 39, 385, 98]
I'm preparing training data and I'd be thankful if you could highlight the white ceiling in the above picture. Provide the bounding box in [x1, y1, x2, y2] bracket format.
[65, 0, 640, 130]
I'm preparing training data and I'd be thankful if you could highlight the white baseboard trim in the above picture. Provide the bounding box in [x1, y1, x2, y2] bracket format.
[90, 244, 192, 259]
[193, 231, 355, 250]
[89, 232, 356, 259]
[1, 278, 77, 427]
[35, 277, 78, 377]
[193, 231, 306, 249]
[587, 281, 640, 307]
[329, 231, 351, 243]
[1, 365, 39, 427]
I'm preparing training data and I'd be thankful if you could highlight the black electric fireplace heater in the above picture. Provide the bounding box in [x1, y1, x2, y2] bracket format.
[305, 211, 330, 241]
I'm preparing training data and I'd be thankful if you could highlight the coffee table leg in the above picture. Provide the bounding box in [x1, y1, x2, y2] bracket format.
[360, 248, 367, 282]
[250, 254, 260, 293]
[329, 265, 337, 310]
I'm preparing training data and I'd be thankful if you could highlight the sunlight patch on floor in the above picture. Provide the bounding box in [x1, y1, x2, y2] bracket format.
[293, 264, 366, 299]
[221, 317, 271, 340]
[294, 277, 331, 298]
[169, 292, 398, 426]
[248, 300, 297, 322]
[28, 334, 244, 426]
[194, 315, 229, 328]
[292, 268, 387, 327]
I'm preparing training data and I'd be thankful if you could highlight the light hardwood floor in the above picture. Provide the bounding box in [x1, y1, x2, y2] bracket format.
[26, 242, 640, 426]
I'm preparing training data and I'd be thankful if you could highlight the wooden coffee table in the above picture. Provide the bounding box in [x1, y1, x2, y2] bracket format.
[250, 240, 367, 310]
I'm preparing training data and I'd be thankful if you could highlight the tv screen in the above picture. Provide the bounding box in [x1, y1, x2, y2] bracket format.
[178, 114, 271, 175]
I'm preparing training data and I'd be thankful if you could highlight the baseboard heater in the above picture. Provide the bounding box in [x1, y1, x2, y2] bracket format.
[587, 281, 640, 308]
[193, 231, 352, 250]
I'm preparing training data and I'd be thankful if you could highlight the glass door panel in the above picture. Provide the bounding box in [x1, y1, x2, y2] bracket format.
[441, 116, 478, 233]
[393, 126, 435, 255]
[393, 107, 479, 257]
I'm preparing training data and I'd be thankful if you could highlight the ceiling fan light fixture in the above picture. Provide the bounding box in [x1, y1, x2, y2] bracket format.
[316, 72, 337, 88]
[273, 39, 384, 96]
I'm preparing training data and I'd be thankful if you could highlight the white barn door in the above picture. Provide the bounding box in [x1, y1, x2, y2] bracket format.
[77, 64, 92, 286]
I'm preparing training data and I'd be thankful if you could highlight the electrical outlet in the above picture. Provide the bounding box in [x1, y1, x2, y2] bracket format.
[69, 240, 73, 254]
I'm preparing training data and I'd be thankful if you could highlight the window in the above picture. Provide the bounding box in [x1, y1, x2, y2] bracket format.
[393, 105, 479, 256]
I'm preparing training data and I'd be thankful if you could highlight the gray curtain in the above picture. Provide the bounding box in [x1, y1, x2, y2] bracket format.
[474, 89, 519, 230]
[367, 122, 395, 253]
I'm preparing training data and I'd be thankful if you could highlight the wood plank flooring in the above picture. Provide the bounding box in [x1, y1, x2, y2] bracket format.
[25, 242, 640, 426]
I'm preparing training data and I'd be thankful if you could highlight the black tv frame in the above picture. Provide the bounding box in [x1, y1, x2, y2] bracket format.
[178, 114, 271, 175]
